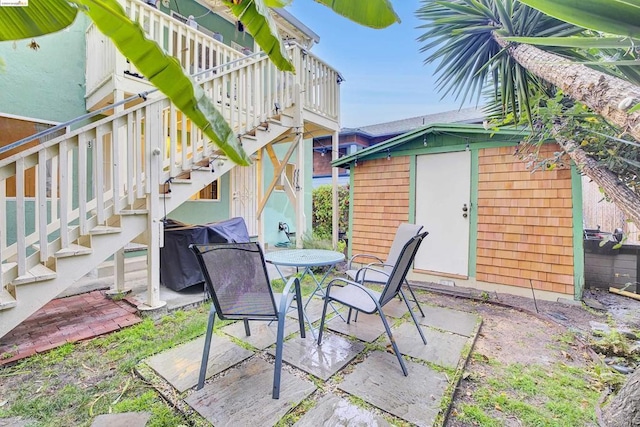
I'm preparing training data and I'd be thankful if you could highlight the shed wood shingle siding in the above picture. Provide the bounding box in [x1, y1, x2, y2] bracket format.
[351, 157, 410, 259]
[476, 145, 575, 295]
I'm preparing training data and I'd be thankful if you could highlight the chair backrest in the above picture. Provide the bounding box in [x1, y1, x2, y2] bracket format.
[385, 223, 424, 267]
[190, 242, 278, 321]
[379, 231, 428, 307]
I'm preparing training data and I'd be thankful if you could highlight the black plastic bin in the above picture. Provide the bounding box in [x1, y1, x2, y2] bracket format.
[160, 217, 250, 291]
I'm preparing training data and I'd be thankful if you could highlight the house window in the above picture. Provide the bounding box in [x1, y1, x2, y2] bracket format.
[275, 163, 295, 191]
[192, 179, 220, 201]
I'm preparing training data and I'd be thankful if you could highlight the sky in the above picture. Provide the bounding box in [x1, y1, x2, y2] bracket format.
[286, 0, 469, 129]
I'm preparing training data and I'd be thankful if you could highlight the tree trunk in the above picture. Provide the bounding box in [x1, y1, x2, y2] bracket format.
[602, 368, 640, 427]
[551, 126, 640, 228]
[495, 35, 640, 144]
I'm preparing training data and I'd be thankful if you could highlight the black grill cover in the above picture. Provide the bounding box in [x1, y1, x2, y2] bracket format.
[160, 217, 250, 291]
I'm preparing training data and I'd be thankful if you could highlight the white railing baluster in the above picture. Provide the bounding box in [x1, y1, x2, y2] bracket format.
[135, 109, 144, 200]
[169, 104, 178, 178]
[50, 152, 59, 223]
[126, 112, 135, 207]
[0, 179, 5, 270]
[37, 150, 48, 262]
[15, 158, 26, 277]
[112, 117, 122, 213]
[96, 125, 106, 224]
[78, 132, 88, 235]
[59, 140, 70, 248]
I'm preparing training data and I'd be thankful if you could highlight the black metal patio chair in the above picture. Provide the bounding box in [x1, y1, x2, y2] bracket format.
[317, 231, 429, 375]
[346, 223, 426, 318]
[190, 242, 305, 399]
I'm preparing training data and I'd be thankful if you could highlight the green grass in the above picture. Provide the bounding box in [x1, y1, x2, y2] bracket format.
[0, 306, 212, 426]
[454, 362, 602, 426]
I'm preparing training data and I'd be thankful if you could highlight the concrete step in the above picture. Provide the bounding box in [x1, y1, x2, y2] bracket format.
[0, 288, 17, 311]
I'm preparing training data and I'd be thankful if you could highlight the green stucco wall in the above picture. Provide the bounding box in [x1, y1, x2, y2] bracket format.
[159, 2, 254, 51]
[0, 15, 89, 123]
[168, 174, 231, 225]
[262, 138, 313, 246]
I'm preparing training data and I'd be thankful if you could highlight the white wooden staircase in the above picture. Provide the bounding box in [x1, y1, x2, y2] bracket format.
[0, 39, 340, 338]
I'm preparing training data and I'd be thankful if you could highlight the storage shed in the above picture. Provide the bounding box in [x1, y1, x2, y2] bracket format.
[333, 124, 584, 301]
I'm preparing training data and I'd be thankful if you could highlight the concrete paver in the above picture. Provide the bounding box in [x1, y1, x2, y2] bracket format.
[91, 412, 151, 427]
[338, 351, 449, 427]
[185, 357, 316, 426]
[146, 334, 254, 392]
[268, 333, 365, 380]
[293, 394, 391, 427]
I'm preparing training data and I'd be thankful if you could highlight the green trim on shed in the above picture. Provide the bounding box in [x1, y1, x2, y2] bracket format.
[469, 148, 479, 277]
[409, 154, 416, 224]
[571, 164, 585, 300]
[348, 168, 355, 259]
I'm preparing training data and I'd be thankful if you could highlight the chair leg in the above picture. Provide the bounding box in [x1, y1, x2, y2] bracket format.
[400, 289, 427, 345]
[346, 307, 352, 324]
[378, 307, 409, 376]
[272, 310, 287, 399]
[317, 296, 330, 345]
[197, 304, 217, 390]
[243, 318, 251, 336]
[404, 280, 425, 317]
[295, 282, 306, 339]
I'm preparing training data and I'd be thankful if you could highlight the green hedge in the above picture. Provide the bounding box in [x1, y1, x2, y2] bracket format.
[312, 184, 349, 240]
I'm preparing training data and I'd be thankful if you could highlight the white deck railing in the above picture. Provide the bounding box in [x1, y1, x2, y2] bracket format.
[86, 0, 248, 98]
[1, 38, 340, 289]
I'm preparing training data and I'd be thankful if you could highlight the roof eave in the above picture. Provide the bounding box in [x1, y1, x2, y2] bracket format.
[331, 123, 528, 168]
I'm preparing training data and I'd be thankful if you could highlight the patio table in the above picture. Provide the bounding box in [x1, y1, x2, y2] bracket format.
[265, 249, 345, 336]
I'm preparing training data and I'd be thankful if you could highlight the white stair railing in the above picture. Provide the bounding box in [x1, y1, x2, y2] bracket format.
[1, 42, 339, 295]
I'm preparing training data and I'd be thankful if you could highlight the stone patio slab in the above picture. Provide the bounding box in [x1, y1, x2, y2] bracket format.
[294, 393, 391, 426]
[268, 333, 364, 380]
[382, 297, 411, 318]
[185, 357, 316, 426]
[418, 305, 480, 337]
[287, 297, 344, 325]
[91, 412, 151, 427]
[393, 322, 471, 369]
[221, 318, 303, 350]
[325, 312, 385, 343]
[338, 351, 449, 427]
[145, 334, 253, 392]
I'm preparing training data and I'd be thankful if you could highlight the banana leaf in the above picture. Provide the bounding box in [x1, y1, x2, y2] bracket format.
[225, 0, 294, 72]
[0, 0, 77, 40]
[314, 0, 400, 28]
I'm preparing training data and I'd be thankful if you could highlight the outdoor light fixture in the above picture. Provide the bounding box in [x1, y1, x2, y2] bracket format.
[423, 135, 427, 147]
[387, 149, 391, 160]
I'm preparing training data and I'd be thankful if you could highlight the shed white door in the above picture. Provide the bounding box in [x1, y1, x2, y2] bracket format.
[414, 151, 471, 277]
[231, 162, 258, 237]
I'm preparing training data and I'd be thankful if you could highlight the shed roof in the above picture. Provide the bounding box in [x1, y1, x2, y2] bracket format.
[332, 123, 528, 168]
[341, 106, 485, 139]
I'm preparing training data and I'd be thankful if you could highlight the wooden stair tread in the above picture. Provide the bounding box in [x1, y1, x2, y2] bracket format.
[89, 225, 122, 235]
[55, 244, 93, 258]
[13, 263, 57, 285]
[2, 262, 17, 274]
[0, 288, 17, 310]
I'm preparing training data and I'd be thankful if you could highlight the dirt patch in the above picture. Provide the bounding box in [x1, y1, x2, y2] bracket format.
[416, 287, 640, 426]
